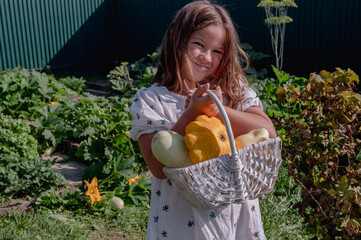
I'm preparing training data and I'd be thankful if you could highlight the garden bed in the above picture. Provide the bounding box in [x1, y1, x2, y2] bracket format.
[1, 49, 360, 239]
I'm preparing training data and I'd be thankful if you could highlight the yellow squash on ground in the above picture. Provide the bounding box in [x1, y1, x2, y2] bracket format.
[185, 115, 231, 164]
[235, 128, 269, 149]
[151, 130, 193, 168]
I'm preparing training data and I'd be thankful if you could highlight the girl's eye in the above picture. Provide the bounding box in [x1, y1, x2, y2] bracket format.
[193, 42, 203, 47]
[213, 50, 223, 55]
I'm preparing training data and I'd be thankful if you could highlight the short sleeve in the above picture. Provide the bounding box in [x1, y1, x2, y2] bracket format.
[128, 87, 173, 141]
[223, 84, 263, 112]
[241, 86, 263, 111]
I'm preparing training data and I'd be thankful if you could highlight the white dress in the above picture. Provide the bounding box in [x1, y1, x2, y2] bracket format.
[129, 84, 266, 240]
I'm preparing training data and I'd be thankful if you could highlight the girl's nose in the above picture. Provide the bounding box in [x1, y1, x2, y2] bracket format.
[199, 50, 211, 63]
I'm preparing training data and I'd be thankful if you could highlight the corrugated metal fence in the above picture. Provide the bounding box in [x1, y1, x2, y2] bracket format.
[0, 0, 115, 71]
[0, 0, 360, 77]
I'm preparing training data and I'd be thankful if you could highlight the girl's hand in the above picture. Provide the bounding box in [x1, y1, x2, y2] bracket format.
[185, 83, 222, 117]
[184, 90, 194, 109]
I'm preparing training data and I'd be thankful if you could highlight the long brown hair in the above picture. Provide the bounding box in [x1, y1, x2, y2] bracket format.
[152, 0, 249, 104]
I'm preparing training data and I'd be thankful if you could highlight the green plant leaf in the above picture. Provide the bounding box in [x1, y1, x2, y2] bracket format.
[272, 65, 290, 85]
[82, 163, 105, 184]
[42, 129, 56, 146]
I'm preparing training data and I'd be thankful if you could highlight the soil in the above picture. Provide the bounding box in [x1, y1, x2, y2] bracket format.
[0, 199, 32, 216]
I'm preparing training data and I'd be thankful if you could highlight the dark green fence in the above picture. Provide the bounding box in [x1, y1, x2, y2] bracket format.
[1, 0, 360, 77]
[0, 0, 115, 72]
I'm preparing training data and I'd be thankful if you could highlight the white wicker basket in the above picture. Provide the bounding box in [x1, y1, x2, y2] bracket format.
[163, 90, 283, 210]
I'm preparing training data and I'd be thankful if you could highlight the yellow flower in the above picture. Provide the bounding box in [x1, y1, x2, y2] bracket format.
[282, 135, 286, 140]
[112, 134, 115, 138]
[50, 101, 59, 105]
[128, 176, 140, 186]
[125, 131, 130, 137]
[84, 177, 102, 205]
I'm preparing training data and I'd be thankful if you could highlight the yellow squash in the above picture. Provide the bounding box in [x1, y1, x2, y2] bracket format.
[235, 128, 269, 149]
[185, 115, 231, 163]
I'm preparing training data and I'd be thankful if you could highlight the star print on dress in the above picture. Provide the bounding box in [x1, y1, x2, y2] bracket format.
[158, 96, 161, 102]
[133, 98, 139, 102]
[147, 120, 153, 125]
[154, 216, 159, 222]
[253, 232, 259, 238]
[156, 190, 161, 196]
[162, 205, 169, 212]
[210, 212, 216, 218]
[160, 120, 166, 125]
[187, 221, 194, 227]
[161, 231, 167, 237]
[167, 179, 172, 186]
[251, 205, 256, 212]
[136, 113, 140, 119]
[150, 105, 155, 110]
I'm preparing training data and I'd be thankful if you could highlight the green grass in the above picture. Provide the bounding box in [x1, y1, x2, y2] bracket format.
[1, 164, 316, 240]
[260, 162, 316, 239]
[0, 205, 148, 240]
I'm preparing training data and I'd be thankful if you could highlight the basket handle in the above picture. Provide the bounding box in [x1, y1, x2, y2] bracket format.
[205, 90, 238, 159]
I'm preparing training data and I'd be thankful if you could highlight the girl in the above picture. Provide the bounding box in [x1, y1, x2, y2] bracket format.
[129, 1, 277, 239]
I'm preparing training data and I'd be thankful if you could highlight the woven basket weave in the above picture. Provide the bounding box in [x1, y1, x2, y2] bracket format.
[163, 90, 283, 210]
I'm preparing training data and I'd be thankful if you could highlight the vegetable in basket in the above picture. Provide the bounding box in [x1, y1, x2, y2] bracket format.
[185, 115, 231, 164]
[151, 130, 193, 168]
[235, 128, 269, 149]
[152, 116, 270, 168]
[185, 115, 270, 164]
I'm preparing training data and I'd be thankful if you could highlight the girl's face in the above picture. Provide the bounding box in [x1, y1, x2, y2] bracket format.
[186, 24, 226, 83]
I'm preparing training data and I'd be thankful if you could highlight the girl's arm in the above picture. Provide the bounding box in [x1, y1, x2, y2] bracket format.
[138, 84, 217, 179]
[137, 108, 199, 179]
[186, 84, 277, 138]
[219, 105, 277, 138]
[138, 133, 167, 179]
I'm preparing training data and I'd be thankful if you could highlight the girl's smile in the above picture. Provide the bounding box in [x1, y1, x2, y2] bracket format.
[186, 24, 226, 82]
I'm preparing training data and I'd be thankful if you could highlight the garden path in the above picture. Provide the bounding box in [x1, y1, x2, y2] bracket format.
[44, 152, 88, 187]
[46, 79, 110, 187]
[0, 80, 110, 216]
[0, 154, 87, 216]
